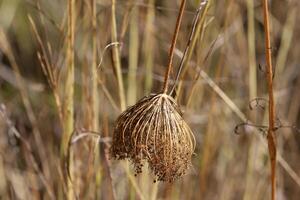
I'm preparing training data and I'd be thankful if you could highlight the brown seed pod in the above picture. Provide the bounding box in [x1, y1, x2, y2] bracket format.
[110, 93, 195, 182]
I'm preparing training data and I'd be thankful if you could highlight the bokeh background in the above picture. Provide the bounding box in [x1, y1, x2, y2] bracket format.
[0, 0, 299, 199]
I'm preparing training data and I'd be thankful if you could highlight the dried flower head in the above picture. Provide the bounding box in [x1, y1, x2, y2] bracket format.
[110, 93, 195, 182]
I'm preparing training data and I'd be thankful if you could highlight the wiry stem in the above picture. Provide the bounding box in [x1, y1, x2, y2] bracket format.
[176, 0, 210, 99]
[170, 1, 208, 95]
[64, 0, 76, 199]
[91, 0, 99, 132]
[162, 0, 187, 94]
[262, 1, 277, 199]
[111, 0, 126, 110]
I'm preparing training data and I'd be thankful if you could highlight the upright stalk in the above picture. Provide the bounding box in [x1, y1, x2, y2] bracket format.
[127, 4, 139, 105]
[162, 0, 187, 94]
[262, 1, 277, 199]
[91, 0, 101, 198]
[91, 0, 99, 132]
[111, 0, 126, 110]
[63, 0, 75, 199]
[63, 0, 75, 155]
[143, 0, 155, 94]
[244, 0, 257, 199]
[175, 0, 210, 98]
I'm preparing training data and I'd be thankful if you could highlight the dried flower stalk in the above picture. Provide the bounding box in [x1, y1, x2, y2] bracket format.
[111, 0, 196, 182]
[262, 0, 277, 199]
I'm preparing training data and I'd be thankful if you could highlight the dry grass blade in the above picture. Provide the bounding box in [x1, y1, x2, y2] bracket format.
[111, 93, 195, 182]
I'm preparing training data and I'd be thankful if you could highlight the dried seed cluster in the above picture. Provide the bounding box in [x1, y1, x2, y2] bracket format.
[110, 93, 195, 182]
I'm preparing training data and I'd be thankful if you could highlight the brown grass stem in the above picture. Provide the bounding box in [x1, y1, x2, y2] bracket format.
[262, 1, 277, 199]
[162, 0, 187, 94]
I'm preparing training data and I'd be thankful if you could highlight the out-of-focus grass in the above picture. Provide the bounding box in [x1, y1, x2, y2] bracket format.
[0, 0, 300, 199]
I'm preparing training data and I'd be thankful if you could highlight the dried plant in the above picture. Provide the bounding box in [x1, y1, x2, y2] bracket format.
[111, 93, 195, 182]
[110, 0, 196, 182]
[262, 0, 277, 199]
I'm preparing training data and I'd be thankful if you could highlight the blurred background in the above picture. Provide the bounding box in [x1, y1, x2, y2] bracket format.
[0, 0, 299, 199]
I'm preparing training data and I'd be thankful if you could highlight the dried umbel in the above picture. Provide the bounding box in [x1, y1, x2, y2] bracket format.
[111, 93, 195, 182]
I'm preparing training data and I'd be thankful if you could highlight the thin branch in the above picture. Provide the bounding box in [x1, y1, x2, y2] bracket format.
[162, 0, 187, 93]
[170, 0, 208, 95]
[262, 1, 277, 199]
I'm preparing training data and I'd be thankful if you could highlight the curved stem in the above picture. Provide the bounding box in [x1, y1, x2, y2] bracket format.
[162, 0, 187, 94]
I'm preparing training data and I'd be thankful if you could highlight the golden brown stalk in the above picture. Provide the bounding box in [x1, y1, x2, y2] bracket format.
[63, 0, 75, 155]
[176, 0, 210, 99]
[111, 0, 126, 111]
[170, 0, 209, 96]
[262, 1, 277, 199]
[63, 0, 76, 199]
[91, 0, 99, 132]
[162, 0, 187, 93]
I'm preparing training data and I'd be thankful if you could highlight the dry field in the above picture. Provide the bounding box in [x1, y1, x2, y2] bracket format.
[0, 0, 300, 199]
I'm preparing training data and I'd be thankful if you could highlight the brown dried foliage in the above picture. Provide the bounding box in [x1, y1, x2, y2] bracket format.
[111, 93, 195, 182]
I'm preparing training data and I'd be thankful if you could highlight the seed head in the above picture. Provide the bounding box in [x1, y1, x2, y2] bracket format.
[110, 93, 195, 182]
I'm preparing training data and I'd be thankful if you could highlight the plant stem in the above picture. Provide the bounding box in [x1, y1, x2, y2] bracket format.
[170, 1, 208, 95]
[262, 1, 277, 199]
[144, 0, 155, 94]
[175, 0, 210, 99]
[244, 0, 257, 198]
[162, 0, 187, 94]
[91, 0, 99, 132]
[127, 4, 139, 105]
[63, 0, 76, 199]
[111, 0, 126, 110]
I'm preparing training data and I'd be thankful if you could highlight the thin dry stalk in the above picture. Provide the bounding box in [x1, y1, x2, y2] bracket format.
[175, 0, 210, 99]
[91, 0, 99, 132]
[143, 0, 155, 94]
[111, 0, 126, 111]
[127, 4, 139, 105]
[262, 1, 277, 199]
[28, 16, 63, 123]
[162, 0, 187, 94]
[170, 0, 209, 96]
[90, 0, 102, 198]
[63, 0, 76, 199]
[244, 0, 258, 198]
